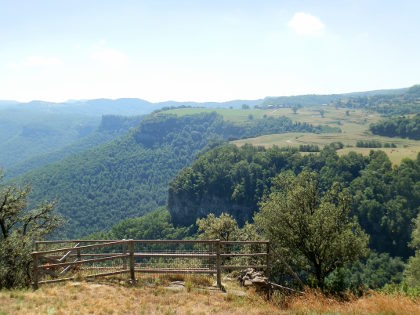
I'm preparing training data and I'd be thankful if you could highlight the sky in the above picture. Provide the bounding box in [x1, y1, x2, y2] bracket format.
[1, 0, 420, 102]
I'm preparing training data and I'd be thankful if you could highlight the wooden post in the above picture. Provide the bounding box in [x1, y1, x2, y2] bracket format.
[266, 241, 271, 300]
[122, 239, 127, 270]
[129, 240, 135, 283]
[266, 241, 270, 279]
[32, 252, 39, 290]
[216, 239, 221, 289]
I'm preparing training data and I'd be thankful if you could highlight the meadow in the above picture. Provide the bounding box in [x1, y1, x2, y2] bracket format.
[1, 279, 419, 315]
[165, 107, 420, 165]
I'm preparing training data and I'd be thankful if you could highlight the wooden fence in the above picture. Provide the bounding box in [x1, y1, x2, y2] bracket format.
[32, 239, 270, 290]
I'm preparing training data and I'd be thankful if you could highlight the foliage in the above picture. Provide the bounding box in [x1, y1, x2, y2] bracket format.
[356, 140, 383, 148]
[299, 144, 320, 152]
[6, 115, 141, 179]
[169, 144, 420, 259]
[332, 86, 420, 115]
[350, 151, 420, 257]
[404, 211, 420, 287]
[0, 108, 100, 170]
[325, 252, 405, 294]
[89, 208, 189, 240]
[196, 213, 240, 241]
[370, 114, 420, 140]
[0, 172, 62, 288]
[254, 171, 369, 289]
[12, 112, 324, 238]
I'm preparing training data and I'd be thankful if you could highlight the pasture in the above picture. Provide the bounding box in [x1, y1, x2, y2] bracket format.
[164, 106, 419, 165]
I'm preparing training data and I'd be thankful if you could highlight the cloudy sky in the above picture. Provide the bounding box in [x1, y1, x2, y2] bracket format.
[1, 0, 419, 102]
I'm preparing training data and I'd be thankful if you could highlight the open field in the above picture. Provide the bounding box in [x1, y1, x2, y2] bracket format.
[1, 279, 419, 315]
[164, 107, 420, 164]
[232, 132, 420, 164]
[163, 106, 380, 132]
[337, 147, 419, 164]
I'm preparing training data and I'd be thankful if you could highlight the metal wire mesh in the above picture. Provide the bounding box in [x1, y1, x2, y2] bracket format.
[32, 239, 269, 286]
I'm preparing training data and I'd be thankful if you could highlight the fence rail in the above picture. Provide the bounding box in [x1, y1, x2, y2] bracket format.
[32, 239, 269, 290]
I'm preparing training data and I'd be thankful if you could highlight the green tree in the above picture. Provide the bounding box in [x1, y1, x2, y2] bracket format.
[0, 171, 62, 288]
[103, 207, 189, 240]
[404, 211, 420, 287]
[196, 213, 239, 241]
[255, 171, 369, 289]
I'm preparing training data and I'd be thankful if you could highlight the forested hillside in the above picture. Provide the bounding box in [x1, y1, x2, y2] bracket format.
[370, 114, 420, 140]
[169, 144, 420, 258]
[15, 112, 323, 237]
[259, 85, 420, 115]
[260, 88, 407, 108]
[335, 85, 420, 115]
[5, 115, 143, 179]
[0, 108, 100, 169]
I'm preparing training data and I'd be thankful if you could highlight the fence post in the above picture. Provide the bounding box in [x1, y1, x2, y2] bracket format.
[266, 241, 271, 300]
[32, 252, 39, 290]
[129, 240, 135, 283]
[216, 239, 221, 289]
[266, 241, 270, 279]
[122, 239, 127, 270]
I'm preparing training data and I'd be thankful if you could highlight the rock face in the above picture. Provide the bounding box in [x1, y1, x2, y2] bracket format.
[238, 268, 269, 291]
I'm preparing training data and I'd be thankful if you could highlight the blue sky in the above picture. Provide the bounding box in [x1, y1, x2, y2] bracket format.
[1, 0, 419, 102]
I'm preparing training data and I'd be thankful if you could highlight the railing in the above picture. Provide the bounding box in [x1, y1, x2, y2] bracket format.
[32, 239, 270, 290]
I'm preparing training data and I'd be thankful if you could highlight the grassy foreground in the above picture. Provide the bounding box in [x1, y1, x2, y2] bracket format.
[1, 280, 419, 315]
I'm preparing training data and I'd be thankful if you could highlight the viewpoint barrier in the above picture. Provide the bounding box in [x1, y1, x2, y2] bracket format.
[32, 239, 270, 290]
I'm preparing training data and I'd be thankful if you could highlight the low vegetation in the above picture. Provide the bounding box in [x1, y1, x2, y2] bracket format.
[370, 114, 420, 140]
[0, 280, 419, 315]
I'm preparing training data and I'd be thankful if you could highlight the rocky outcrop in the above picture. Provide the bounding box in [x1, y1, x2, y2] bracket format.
[237, 268, 269, 291]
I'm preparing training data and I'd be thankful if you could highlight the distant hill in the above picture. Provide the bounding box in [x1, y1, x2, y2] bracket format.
[0, 98, 264, 117]
[13, 112, 326, 238]
[0, 108, 101, 169]
[5, 115, 142, 179]
[0, 85, 416, 168]
[260, 87, 409, 108]
[260, 85, 420, 115]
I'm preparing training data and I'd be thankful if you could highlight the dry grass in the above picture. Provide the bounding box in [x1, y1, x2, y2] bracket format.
[0, 279, 276, 315]
[1, 280, 419, 314]
[277, 290, 420, 315]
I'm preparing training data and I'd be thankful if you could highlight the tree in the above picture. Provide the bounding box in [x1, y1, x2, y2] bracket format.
[241, 104, 250, 110]
[404, 211, 420, 287]
[0, 171, 62, 288]
[292, 106, 299, 114]
[196, 213, 239, 241]
[99, 207, 189, 240]
[319, 109, 325, 118]
[255, 171, 369, 289]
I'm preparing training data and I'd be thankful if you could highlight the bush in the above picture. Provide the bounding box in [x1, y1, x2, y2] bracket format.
[356, 140, 382, 148]
[0, 236, 33, 289]
[298, 144, 320, 152]
[0, 172, 62, 289]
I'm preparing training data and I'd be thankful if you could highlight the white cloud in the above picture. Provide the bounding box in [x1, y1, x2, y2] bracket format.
[288, 12, 325, 36]
[91, 48, 129, 67]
